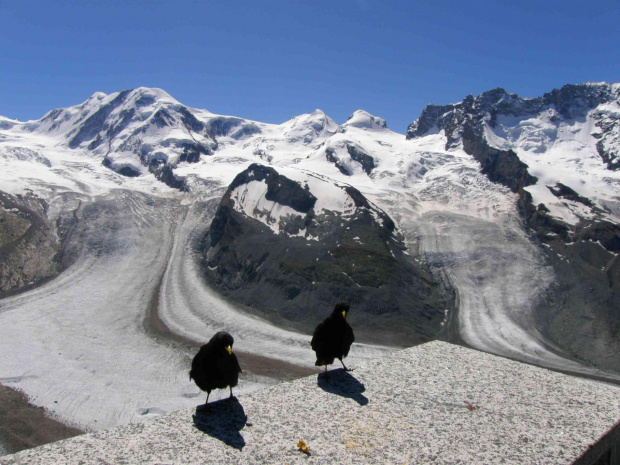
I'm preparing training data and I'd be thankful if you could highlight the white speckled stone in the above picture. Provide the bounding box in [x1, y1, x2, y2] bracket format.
[2, 341, 619, 464]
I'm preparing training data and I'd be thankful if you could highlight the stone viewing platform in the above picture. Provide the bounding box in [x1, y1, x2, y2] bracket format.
[1, 341, 619, 464]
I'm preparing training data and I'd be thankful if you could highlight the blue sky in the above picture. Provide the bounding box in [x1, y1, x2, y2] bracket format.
[1, 0, 619, 132]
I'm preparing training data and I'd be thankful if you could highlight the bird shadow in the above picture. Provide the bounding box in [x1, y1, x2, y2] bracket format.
[192, 398, 247, 450]
[317, 368, 368, 406]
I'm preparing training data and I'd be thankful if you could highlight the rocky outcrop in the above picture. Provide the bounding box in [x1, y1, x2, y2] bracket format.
[325, 147, 352, 176]
[593, 110, 620, 170]
[324, 144, 376, 177]
[547, 183, 596, 209]
[346, 144, 375, 175]
[0, 191, 59, 295]
[200, 164, 454, 345]
[461, 126, 537, 194]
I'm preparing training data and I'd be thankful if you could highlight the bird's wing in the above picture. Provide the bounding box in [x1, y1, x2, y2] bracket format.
[232, 353, 242, 373]
[341, 324, 355, 357]
[190, 345, 210, 379]
[190, 346, 217, 390]
[311, 321, 327, 351]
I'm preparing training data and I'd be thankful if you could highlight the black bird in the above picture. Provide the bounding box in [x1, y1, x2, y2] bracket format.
[190, 331, 242, 407]
[311, 302, 355, 373]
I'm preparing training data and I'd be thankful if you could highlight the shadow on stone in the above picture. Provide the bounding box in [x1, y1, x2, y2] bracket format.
[192, 398, 247, 450]
[317, 368, 368, 406]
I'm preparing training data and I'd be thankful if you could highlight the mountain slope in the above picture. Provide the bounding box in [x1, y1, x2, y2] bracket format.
[200, 163, 453, 344]
[407, 82, 620, 371]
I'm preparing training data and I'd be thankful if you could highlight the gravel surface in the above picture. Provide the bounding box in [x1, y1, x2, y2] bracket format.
[2, 341, 619, 464]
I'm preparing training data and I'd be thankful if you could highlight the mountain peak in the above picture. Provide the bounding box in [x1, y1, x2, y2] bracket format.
[282, 109, 338, 143]
[341, 110, 387, 130]
[88, 91, 108, 101]
[127, 87, 180, 106]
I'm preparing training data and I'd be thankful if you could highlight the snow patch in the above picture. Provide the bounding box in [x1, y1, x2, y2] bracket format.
[230, 180, 303, 235]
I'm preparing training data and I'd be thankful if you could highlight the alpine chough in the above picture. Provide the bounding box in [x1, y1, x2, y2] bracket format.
[190, 331, 242, 406]
[311, 302, 355, 373]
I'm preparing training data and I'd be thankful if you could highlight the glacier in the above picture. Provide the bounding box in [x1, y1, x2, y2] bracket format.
[1, 84, 619, 434]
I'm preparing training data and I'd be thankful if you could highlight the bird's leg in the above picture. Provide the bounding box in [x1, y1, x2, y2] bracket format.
[229, 386, 238, 401]
[340, 359, 353, 372]
[197, 392, 210, 411]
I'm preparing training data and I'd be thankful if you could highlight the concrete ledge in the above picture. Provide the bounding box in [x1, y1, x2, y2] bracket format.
[2, 341, 620, 464]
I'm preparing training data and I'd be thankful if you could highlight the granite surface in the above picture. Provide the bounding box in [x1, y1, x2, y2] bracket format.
[2, 341, 619, 464]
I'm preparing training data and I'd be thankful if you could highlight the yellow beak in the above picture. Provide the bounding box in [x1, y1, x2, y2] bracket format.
[342, 311, 347, 318]
[225, 346, 232, 355]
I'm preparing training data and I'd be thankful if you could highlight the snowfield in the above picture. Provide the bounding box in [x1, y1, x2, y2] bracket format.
[1, 86, 620, 433]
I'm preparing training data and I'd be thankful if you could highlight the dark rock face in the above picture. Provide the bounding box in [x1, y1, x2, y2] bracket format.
[529, 227, 620, 373]
[209, 164, 317, 247]
[102, 157, 141, 177]
[150, 162, 187, 191]
[517, 185, 620, 372]
[517, 179, 620, 373]
[200, 164, 454, 345]
[325, 147, 351, 176]
[346, 144, 375, 175]
[0, 191, 59, 295]
[593, 110, 620, 171]
[541, 84, 616, 119]
[230, 164, 317, 213]
[324, 144, 376, 176]
[461, 126, 537, 194]
[547, 183, 595, 209]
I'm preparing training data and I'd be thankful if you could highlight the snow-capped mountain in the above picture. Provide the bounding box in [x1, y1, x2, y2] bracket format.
[201, 163, 452, 344]
[407, 82, 620, 373]
[1, 83, 619, 433]
[17, 87, 221, 187]
[408, 83, 620, 220]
